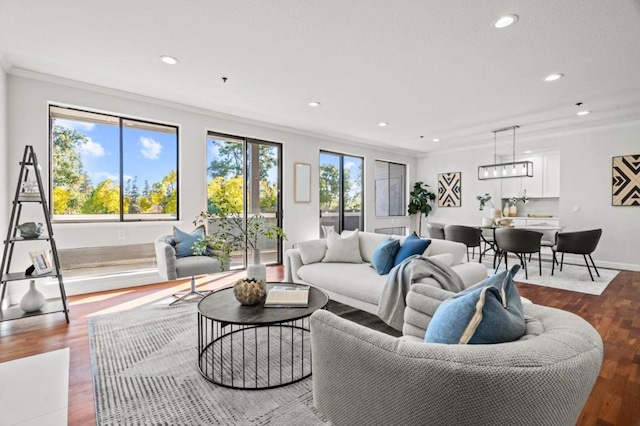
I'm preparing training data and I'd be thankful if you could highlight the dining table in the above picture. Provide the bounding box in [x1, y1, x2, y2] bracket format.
[473, 224, 565, 269]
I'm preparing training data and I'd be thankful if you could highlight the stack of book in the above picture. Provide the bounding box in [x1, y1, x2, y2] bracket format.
[264, 284, 310, 308]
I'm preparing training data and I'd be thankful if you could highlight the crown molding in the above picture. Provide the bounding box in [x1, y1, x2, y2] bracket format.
[8, 67, 420, 158]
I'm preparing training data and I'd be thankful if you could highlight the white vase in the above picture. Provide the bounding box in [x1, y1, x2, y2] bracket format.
[247, 264, 267, 284]
[252, 248, 261, 265]
[502, 203, 510, 217]
[509, 204, 518, 217]
[20, 280, 46, 313]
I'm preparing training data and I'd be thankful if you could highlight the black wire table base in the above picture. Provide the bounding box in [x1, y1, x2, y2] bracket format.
[197, 315, 312, 390]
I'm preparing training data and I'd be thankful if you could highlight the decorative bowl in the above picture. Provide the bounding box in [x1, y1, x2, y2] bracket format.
[16, 222, 43, 239]
[233, 278, 265, 306]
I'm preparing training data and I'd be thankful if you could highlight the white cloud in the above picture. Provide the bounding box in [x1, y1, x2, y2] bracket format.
[79, 138, 105, 157]
[54, 119, 95, 132]
[123, 174, 133, 182]
[139, 137, 162, 160]
[344, 161, 355, 169]
[93, 171, 119, 182]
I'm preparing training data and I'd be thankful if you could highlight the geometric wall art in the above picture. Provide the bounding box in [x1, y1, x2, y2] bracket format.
[612, 154, 640, 206]
[437, 172, 461, 207]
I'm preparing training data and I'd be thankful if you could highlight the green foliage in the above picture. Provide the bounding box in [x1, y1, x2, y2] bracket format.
[319, 164, 356, 211]
[52, 125, 92, 213]
[477, 193, 494, 211]
[82, 179, 120, 214]
[408, 181, 436, 236]
[194, 211, 286, 270]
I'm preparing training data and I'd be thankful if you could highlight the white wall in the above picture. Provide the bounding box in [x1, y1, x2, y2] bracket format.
[0, 60, 8, 240]
[417, 123, 640, 270]
[5, 72, 416, 297]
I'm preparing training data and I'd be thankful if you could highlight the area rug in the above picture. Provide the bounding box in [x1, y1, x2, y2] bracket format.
[481, 256, 619, 295]
[88, 300, 396, 425]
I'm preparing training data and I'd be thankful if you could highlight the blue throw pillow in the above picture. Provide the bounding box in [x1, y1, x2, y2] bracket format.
[424, 265, 525, 344]
[393, 232, 431, 266]
[173, 226, 206, 258]
[371, 238, 401, 275]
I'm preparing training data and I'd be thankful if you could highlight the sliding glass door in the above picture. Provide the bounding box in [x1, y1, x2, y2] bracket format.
[206, 132, 282, 269]
[319, 151, 363, 235]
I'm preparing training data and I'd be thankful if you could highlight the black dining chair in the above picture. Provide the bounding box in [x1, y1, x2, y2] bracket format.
[426, 222, 445, 239]
[551, 229, 602, 281]
[494, 228, 543, 279]
[444, 225, 483, 262]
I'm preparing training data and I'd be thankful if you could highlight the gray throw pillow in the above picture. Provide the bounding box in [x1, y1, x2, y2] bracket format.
[322, 229, 363, 263]
[298, 239, 328, 264]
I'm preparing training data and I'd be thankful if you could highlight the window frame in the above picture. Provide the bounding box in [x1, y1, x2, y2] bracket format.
[374, 159, 406, 217]
[48, 104, 180, 223]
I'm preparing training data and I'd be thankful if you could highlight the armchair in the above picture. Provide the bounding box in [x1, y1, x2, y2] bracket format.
[310, 283, 603, 426]
[155, 234, 221, 305]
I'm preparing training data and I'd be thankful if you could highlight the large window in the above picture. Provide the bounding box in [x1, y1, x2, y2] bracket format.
[49, 105, 179, 222]
[319, 151, 363, 234]
[375, 160, 406, 216]
[206, 132, 282, 268]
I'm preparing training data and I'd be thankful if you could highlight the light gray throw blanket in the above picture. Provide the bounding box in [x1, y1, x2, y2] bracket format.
[377, 255, 465, 330]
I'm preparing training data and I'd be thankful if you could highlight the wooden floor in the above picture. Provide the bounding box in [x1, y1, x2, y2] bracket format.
[0, 266, 638, 425]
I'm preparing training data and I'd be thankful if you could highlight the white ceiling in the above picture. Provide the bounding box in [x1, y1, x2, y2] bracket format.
[1, 0, 640, 155]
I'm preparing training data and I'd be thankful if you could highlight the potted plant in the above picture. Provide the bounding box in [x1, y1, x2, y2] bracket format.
[407, 181, 436, 236]
[193, 210, 286, 270]
[477, 193, 502, 224]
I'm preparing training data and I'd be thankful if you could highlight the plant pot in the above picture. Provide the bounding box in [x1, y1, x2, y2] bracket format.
[246, 265, 267, 288]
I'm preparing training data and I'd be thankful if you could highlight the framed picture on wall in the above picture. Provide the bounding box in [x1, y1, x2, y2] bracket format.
[438, 172, 461, 207]
[294, 162, 311, 203]
[612, 154, 640, 206]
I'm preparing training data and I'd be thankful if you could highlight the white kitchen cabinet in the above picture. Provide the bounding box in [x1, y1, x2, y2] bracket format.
[543, 152, 560, 197]
[501, 151, 559, 199]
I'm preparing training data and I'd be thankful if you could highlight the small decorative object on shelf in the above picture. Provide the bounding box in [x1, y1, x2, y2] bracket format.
[19, 280, 46, 313]
[233, 278, 265, 306]
[29, 250, 52, 275]
[18, 177, 40, 200]
[16, 222, 43, 239]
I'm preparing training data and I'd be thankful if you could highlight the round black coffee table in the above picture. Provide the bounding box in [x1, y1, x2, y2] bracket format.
[197, 283, 329, 389]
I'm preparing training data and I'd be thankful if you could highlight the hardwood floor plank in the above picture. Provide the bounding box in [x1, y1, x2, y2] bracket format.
[0, 266, 638, 425]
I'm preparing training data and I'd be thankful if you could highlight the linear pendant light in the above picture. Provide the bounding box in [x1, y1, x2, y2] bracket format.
[477, 125, 533, 180]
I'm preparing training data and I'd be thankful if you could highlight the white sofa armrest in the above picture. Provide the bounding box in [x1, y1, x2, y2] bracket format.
[284, 248, 304, 282]
[425, 238, 466, 265]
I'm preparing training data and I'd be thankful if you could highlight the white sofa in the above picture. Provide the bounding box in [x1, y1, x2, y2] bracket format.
[284, 231, 488, 315]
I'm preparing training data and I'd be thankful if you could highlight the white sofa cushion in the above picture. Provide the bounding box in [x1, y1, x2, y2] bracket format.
[297, 263, 385, 305]
[298, 239, 328, 264]
[323, 230, 363, 263]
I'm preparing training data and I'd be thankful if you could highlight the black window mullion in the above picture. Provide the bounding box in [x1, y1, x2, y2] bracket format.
[119, 117, 124, 222]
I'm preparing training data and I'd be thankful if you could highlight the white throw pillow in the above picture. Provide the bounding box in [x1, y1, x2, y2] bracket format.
[298, 239, 328, 264]
[322, 229, 363, 263]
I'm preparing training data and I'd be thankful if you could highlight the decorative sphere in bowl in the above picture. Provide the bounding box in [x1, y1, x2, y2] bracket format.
[233, 278, 265, 306]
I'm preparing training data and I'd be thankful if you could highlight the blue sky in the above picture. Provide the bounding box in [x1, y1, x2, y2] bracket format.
[54, 118, 177, 189]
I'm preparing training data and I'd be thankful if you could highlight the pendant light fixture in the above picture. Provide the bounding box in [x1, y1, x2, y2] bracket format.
[477, 125, 533, 180]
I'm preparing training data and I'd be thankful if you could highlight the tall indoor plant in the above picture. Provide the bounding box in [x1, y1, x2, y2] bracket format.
[407, 181, 436, 237]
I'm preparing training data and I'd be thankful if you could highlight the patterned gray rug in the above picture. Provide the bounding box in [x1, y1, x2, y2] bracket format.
[88, 299, 397, 425]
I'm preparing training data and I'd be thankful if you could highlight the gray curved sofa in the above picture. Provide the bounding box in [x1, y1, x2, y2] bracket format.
[284, 231, 488, 315]
[310, 292, 603, 426]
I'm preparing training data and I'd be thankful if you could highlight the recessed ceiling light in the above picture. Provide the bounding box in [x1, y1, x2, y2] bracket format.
[524, 150, 533, 154]
[577, 110, 591, 116]
[160, 55, 179, 65]
[494, 14, 518, 29]
[545, 73, 564, 82]
[308, 101, 321, 107]
[378, 122, 388, 127]
[432, 138, 440, 142]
